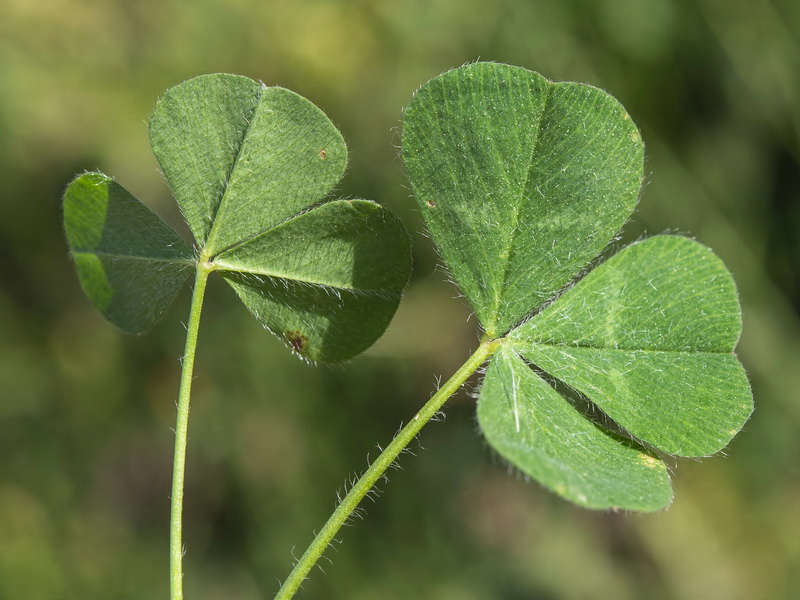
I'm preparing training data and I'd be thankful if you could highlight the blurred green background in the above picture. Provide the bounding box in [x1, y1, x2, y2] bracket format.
[1, 0, 798, 598]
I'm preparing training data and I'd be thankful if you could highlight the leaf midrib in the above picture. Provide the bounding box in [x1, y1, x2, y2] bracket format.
[491, 82, 554, 334]
[216, 265, 399, 297]
[202, 84, 265, 254]
[512, 339, 735, 356]
[72, 250, 195, 266]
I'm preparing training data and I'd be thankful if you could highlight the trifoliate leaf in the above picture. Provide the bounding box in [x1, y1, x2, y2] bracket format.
[402, 62, 752, 510]
[63, 172, 194, 334]
[509, 236, 753, 457]
[478, 345, 672, 511]
[64, 75, 411, 360]
[402, 62, 643, 336]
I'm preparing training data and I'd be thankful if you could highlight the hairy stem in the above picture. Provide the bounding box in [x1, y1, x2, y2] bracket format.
[170, 263, 211, 600]
[275, 336, 501, 599]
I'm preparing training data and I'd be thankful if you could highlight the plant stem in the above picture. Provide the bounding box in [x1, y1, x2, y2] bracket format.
[275, 336, 501, 599]
[170, 263, 212, 600]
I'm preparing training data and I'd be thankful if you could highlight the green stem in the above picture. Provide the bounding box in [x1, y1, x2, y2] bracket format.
[170, 263, 212, 600]
[275, 336, 501, 599]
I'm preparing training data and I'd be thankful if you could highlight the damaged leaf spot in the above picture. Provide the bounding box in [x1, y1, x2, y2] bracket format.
[319, 148, 327, 159]
[286, 330, 309, 354]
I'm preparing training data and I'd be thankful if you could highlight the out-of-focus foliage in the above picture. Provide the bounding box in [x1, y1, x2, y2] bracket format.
[0, 1, 798, 598]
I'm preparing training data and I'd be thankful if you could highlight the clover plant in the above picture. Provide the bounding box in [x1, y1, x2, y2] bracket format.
[63, 74, 411, 600]
[64, 63, 753, 599]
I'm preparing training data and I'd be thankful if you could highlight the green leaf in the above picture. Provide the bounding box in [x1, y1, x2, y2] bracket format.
[478, 345, 672, 511]
[402, 62, 643, 336]
[149, 73, 409, 360]
[149, 74, 348, 256]
[216, 199, 411, 362]
[509, 236, 753, 456]
[65, 75, 411, 360]
[63, 172, 194, 334]
[403, 62, 752, 509]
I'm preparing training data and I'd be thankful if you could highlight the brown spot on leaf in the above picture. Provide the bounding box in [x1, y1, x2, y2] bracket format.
[426, 199, 437, 208]
[285, 330, 308, 354]
[319, 148, 327, 159]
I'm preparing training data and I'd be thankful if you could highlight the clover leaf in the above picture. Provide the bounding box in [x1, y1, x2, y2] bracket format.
[479, 345, 673, 511]
[509, 235, 752, 458]
[64, 74, 411, 362]
[403, 62, 752, 510]
[403, 62, 642, 337]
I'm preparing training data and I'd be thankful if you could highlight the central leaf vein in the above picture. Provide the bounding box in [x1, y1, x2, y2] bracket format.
[73, 250, 195, 266]
[216, 266, 398, 296]
[203, 86, 265, 253]
[519, 340, 734, 357]
[492, 84, 554, 333]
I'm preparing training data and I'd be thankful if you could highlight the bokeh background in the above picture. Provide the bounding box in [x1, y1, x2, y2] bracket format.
[1, 0, 798, 598]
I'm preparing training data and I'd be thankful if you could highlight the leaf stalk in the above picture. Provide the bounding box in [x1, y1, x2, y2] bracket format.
[275, 335, 501, 599]
[170, 264, 211, 600]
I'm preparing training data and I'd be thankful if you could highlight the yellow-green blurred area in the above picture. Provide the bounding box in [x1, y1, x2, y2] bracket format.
[1, 0, 798, 598]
